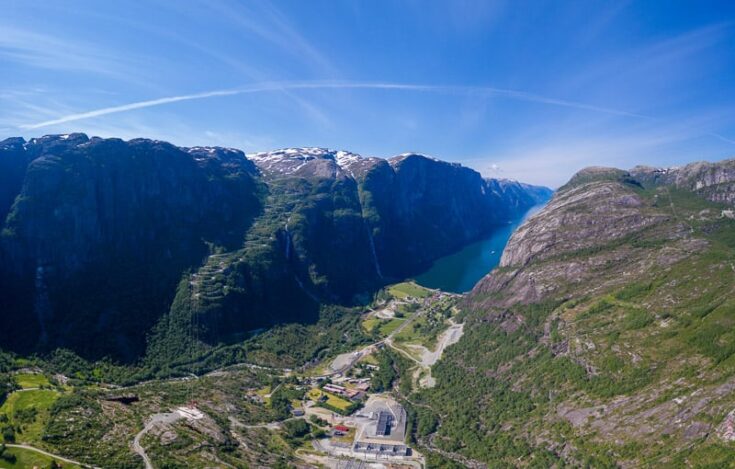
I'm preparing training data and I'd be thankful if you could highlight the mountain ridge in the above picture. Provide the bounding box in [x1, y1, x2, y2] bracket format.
[410, 158, 735, 467]
[0, 133, 551, 363]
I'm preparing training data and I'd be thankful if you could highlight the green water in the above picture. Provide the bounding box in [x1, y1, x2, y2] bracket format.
[415, 204, 545, 293]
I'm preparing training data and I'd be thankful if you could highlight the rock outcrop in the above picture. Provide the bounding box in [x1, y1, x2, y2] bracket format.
[631, 158, 735, 205]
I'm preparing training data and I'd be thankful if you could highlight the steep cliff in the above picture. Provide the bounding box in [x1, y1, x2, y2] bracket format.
[0, 135, 262, 360]
[0, 136, 549, 363]
[415, 159, 735, 466]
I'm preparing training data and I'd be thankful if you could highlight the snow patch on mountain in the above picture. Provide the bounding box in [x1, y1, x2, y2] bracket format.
[247, 147, 381, 179]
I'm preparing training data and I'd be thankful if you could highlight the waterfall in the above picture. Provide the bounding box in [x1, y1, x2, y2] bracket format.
[366, 228, 383, 278]
[284, 223, 292, 260]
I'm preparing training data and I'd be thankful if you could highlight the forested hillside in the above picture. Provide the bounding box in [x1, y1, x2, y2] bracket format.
[407, 162, 735, 467]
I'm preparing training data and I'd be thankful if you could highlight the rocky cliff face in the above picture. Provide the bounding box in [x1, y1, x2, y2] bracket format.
[0, 134, 262, 360]
[0, 136, 549, 362]
[631, 158, 735, 205]
[427, 160, 735, 466]
[248, 148, 552, 280]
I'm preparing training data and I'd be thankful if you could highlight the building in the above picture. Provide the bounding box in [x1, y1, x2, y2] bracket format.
[324, 383, 362, 400]
[352, 398, 410, 459]
[375, 411, 393, 436]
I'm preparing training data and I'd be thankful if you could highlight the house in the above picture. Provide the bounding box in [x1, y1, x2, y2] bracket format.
[324, 383, 347, 394]
[334, 425, 350, 433]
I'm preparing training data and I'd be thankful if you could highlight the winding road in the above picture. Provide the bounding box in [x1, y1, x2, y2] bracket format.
[131, 412, 184, 469]
[4, 444, 99, 468]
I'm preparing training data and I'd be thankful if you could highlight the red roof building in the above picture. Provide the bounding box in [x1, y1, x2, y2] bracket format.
[334, 425, 350, 432]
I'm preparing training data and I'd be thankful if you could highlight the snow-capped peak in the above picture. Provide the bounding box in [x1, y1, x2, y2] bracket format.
[246, 147, 368, 177]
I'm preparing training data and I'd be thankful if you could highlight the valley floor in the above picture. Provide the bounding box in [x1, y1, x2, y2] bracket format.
[0, 281, 466, 469]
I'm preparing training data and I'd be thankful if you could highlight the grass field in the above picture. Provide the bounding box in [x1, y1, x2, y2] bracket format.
[307, 389, 352, 411]
[378, 318, 405, 336]
[394, 316, 442, 350]
[387, 281, 432, 299]
[0, 446, 81, 469]
[394, 319, 424, 342]
[13, 373, 50, 389]
[358, 353, 379, 365]
[1, 389, 61, 444]
[361, 317, 381, 333]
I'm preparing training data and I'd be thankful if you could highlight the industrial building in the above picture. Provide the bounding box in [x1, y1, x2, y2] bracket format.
[351, 397, 409, 458]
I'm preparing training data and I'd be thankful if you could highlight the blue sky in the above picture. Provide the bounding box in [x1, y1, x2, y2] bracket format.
[1, 0, 734, 187]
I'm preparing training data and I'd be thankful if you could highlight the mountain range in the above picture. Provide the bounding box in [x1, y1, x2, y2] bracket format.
[0, 133, 550, 363]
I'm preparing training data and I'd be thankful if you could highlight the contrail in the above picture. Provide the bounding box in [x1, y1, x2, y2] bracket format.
[19, 81, 655, 130]
[710, 132, 735, 145]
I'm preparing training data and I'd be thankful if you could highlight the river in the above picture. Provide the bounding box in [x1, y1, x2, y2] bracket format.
[414, 204, 545, 293]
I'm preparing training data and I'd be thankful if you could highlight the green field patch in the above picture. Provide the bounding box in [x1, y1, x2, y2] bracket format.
[378, 318, 405, 336]
[1, 389, 61, 444]
[13, 373, 50, 389]
[394, 313, 449, 350]
[361, 317, 381, 333]
[394, 320, 423, 342]
[387, 282, 432, 299]
[307, 389, 352, 411]
[358, 353, 379, 365]
[0, 446, 81, 469]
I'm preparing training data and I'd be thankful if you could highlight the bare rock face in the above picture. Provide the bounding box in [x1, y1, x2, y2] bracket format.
[499, 179, 659, 268]
[631, 158, 735, 205]
[470, 167, 703, 309]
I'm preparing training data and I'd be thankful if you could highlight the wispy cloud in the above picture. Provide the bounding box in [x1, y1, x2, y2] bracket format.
[17, 81, 655, 130]
[0, 25, 136, 80]
[203, 0, 339, 77]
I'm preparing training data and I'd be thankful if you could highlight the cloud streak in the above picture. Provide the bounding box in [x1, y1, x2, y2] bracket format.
[0, 25, 142, 82]
[18, 81, 654, 130]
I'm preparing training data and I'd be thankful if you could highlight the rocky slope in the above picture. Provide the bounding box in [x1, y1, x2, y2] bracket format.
[413, 159, 735, 467]
[631, 158, 735, 205]
[0, 135, 549, 363]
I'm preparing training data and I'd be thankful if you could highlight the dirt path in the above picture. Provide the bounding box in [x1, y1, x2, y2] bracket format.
[419, 320, 465, 367]
[390, 319, 465, 388]
[4, 444, 99, 468]
[132, 412, 184, 469]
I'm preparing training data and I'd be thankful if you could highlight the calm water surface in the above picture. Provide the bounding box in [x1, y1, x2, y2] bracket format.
[415, 204, 545, 293]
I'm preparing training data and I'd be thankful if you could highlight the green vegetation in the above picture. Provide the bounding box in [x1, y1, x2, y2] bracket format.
[377, 318, 405, 336]
[269, 385, 305, 420]
[395, 295, 456, 349]
[361, 317, 381, 333]
[387, 281, 433, 299]
[404, 180, 735, 467]
[1, 389, 60, 444]
[13, 373, 50, 389]
[0, 445, 81, 469]
[307, 388, 357, 415]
